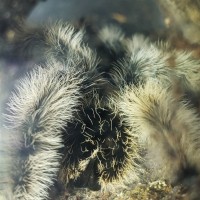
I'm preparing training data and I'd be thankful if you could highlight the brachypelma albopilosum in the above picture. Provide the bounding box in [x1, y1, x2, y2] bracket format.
[1, 21, 200, 200]
[0, 22, 141, 200]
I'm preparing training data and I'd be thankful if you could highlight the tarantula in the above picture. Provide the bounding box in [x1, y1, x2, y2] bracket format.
[1, 21, 200, 200]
